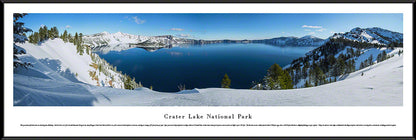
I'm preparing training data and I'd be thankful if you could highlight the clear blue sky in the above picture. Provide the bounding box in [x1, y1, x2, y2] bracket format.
[19, 13, 403, 40]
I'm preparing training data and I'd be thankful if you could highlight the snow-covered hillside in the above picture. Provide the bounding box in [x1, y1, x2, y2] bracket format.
[253, 35, 324, 46]
[16, 39, 126, 89]
[330, 27, 403, 45]
[282, 27, 403, 88]
[13, 47, 402, 106]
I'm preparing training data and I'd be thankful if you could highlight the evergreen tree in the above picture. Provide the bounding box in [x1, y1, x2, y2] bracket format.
[68, 33, 73, 43]
[268, 63, 284, 81]
[368, 54, 373, 65]
[42, 26, 48, 41]
[360, 62, 365, 69]
[265, 63, 284, 89]
[86, 46, 90, 55]
[48, 28, 53, 39]
[280, 70, 293, 89]
[33, 32, 40, 44]
[79, 33, 83, 44]
[382, 50, 387, 60]
[52, 26, 59, 38]
[62, 30, 68, 42]
[75, 32, 78, 43]
[221, 73, 231, 88]
[377, 53, 382, 63]
[304, 80, 312, 88]
[124, 76, 135, 90]
[28, 33, 34, 43]
[262, 64, 293, 89]
[38, 27, 45, 42]
[301, 65, 308, 79]
[355, 49, 361, 56]
[334, 57, 346, 76]
[13, 13, 32, 68]
[328, 55, 336, 65]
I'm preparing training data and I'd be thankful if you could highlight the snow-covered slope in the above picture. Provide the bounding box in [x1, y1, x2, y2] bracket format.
[330, 27, 403, 45]
[16, 39, 126, 88]
[14, 48, 403, 106]
[253, 35, 325, 46]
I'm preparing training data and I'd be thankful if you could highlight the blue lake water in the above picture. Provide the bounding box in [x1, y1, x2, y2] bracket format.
[96, 43, 316, 92]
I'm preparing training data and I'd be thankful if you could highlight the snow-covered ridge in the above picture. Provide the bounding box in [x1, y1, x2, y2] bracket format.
[252, 35, 325, 46]
[329, 27, 403, 45]
[83, 32, 190, 50]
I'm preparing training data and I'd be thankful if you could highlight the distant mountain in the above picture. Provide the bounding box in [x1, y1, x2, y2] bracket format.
[83, 27, 402, 52]
[84, 32, 326, 51]
[329, 27, 403, 46]
[83, 32, 191, 50]
[252, 35, 325, 46]
[283, 27, 403, 88]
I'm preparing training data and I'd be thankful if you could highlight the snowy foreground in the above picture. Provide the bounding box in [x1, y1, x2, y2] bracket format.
[14, 47, 403, 106]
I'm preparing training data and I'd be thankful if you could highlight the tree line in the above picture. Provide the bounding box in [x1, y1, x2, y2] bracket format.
[285, 37, 398, 88]
[28, 27, 85, 55]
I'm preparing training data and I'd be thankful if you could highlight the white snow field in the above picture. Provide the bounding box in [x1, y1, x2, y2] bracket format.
[16, 38, 126, 89]
[13, 39, 403, 106]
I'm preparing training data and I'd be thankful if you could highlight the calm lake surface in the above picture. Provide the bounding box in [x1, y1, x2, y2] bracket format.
[96, 43, 316, 92]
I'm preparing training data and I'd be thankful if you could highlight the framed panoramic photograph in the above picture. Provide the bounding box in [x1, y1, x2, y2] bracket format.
[2, 1, 414, 139]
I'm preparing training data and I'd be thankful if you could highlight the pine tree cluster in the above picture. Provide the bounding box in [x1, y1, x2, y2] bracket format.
[29, 27, 85, 55]
[28, 26, 59, 44]
[376, 50, 389, 64]
[285, 37, 391, 88]
[253, 64, 293, 90]
[88, 53, 139, 90]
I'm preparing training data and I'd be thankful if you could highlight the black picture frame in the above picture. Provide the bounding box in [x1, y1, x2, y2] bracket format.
[2, 0, 415, 140]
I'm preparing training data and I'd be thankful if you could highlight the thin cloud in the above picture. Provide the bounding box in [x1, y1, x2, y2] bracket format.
[316, 28, 326, 32]
[302, 25, 322, 29]
[307, 32, 316, 35]
[170, 28, 184, 31]
[132, 16, 146, 24]
[176, 34, 191, 38]
[304, 29, 311, 31]
[65, 25, 71, 29]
